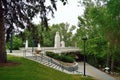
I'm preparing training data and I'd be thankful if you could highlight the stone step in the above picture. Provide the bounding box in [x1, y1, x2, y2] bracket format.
[41, 61, 48, 65]
[26, 56, 77, 73]
[48, 63, 52, 66]
[56, 65, 61, 69]
[49, 64, 56, 68]
[52, 64, 58, 68]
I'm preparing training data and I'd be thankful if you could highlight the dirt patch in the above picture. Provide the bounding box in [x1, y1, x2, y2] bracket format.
[58, 61, 76, 66]
[61, 62, 76, 66]
[0, 61, 21, 67]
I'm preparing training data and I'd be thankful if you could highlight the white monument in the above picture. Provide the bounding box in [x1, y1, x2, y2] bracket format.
[61, 40, 65, 48]
[25, 40, 28, 49]
[54, 32, 60, 48]
[37, 43, 41, 50]
[61, 35, 65, 47]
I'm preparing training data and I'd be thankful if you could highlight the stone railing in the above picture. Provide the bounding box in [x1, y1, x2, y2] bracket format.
[20, 47, 81, 53]
[42, 47, 80, 50]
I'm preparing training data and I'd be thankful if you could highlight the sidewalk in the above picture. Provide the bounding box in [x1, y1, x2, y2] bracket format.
[78, 62, 116, 80]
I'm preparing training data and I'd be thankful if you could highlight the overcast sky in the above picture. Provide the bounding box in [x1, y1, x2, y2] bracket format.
[33, 0, 84, 27]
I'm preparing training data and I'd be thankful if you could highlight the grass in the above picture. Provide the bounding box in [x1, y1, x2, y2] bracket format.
[0, 55, 95, 80]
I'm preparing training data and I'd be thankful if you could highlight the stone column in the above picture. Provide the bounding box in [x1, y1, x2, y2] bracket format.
[37, 43, 41, 50]
[25, 40, 28, 49]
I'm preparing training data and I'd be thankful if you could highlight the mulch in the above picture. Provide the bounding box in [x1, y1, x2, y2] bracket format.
[0, 61, 21, 67]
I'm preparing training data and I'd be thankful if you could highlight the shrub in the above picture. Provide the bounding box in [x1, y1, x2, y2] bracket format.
[46, 52, 55, 57]
[61, 55, 75, 63]
[46, 51, 75, 63]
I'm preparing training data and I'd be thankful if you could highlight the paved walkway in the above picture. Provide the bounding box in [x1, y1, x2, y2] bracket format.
[7, 50, 117, 80]
[78, 62, 116, 80]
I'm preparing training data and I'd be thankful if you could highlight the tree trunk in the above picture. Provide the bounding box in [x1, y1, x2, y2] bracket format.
[111, 57, 114, 72]
[106, 53, 110, 67]
[0, 0, 7, 63]
[106, 42, 110, 67]
[111, 39, 118, 72]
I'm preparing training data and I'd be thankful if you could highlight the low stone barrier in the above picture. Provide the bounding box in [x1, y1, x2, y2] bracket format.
[43, 55, 78, 72]
[62, 62, 78, 72]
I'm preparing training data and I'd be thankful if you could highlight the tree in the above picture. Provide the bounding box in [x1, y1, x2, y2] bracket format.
[78, 0, 120, 71]
[0, 0, 6, 63]
[0, 0, 67, 63]
[74, 13, 107, 67]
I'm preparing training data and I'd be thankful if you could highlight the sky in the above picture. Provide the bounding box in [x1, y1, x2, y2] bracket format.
[33, 0, 84, 27]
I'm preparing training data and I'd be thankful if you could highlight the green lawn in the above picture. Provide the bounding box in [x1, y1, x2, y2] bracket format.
[0, 55, 94, 80]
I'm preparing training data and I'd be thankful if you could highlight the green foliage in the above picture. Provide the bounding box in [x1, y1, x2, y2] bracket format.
[7, 36, 23, 50]
[20, 23, 76, 47]
[23, 29, 32, 40]
[0, 55, 94, 80]
[42, 30, 54, 47]
[62, 55, 75, 63]
[46, 52, 75, 63]
[21, 24, 44, 47]
[72, 0, 110, 69]
[77, 0, 120, 72]
[46, 51, 55, 57]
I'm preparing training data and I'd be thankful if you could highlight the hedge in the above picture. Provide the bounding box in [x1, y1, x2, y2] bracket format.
[46, 51, 75, 63]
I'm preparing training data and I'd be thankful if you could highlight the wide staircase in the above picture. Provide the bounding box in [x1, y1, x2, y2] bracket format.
[24, 51, 82, 74]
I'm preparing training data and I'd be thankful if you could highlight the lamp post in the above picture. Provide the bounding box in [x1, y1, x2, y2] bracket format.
[82, 36, 87, 76]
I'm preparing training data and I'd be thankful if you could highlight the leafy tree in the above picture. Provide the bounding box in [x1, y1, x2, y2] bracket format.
[7, 36, 23, 50]
[30, 24, 44, 46]
[74, 14, 107, 67]
[41, 30, 54, 47]
[0, 0, 67, 63]
[78, 0, 120, 71]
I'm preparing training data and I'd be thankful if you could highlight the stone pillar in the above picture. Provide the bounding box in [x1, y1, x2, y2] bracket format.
[61, 41, 65, 48]
[54, 32, 60, 48]
[25, 40, 28, 49]
[37, 43, 41, 50]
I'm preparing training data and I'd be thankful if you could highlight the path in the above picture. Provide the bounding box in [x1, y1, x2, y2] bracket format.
[78, 62, 116, 80]
[7, 50, 117, 80]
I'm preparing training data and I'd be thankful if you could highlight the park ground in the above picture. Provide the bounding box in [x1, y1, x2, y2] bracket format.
[4, 50, 118, 80]
[0, 55, 94, 80]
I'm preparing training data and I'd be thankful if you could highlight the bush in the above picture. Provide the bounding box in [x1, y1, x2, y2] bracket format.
[7, 36, 23, 50]
[61, 55, 75, 63]
[46, 52, 56, 57]
[46, 51, 75, 63]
